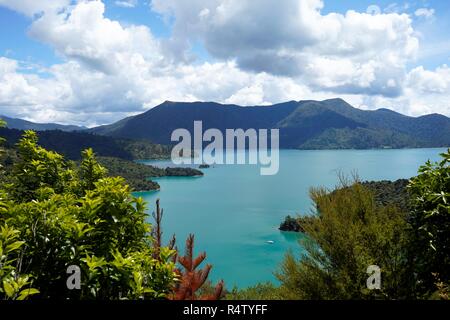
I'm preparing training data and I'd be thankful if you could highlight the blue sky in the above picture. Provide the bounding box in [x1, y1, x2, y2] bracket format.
[0, 0, 449, 125]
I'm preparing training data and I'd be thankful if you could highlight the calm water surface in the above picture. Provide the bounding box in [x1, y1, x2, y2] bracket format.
[135, 148, 447, 288]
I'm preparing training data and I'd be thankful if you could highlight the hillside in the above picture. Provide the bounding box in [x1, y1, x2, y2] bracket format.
[0, 127, 171, 161]
[89, 99, 450, 149]
[91, 100, 300, 143]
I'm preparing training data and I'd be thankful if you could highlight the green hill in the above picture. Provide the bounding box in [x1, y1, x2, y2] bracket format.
[0, 127, 171, 160]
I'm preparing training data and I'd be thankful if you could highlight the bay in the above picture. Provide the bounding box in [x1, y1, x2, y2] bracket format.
[135, 148, 447, 288]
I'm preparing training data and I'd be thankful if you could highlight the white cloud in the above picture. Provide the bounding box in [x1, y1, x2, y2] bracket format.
[151, 0, 418, 97]
[407, 65, 450, 94]
[0, 0, 70, 17]
[0, 0, 448, 126]
[354, 65, 450, 117]
[0, 1, 321, 125]
[0, 57, 72, 122]
[415, 8, 435, 19]
[115, 0, 138, 8]
[28, 1, 165, 75]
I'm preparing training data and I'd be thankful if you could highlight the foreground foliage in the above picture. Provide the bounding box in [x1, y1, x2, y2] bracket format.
[151, 199, 224, 300]
[225, 283, 281, 300]
[270, 150, 449, 300]
[408, 150, 450, 296]
[1, 116, 448, 300]
[276, 180, 412, 300]
[0, 130, 177, 299]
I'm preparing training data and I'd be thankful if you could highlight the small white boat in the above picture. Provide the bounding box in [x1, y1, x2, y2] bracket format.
[266, 240, 275, 244]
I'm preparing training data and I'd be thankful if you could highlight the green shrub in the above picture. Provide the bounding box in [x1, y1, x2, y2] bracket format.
[408, 149, 450, 296]
[276, 181, 413, 299]
[0, 130, 177, 299]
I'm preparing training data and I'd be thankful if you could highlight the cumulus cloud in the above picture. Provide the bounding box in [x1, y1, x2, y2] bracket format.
[355, 65, 450, 117]
[151, 0, 419, 97]
[0, 55, 322, 126]
[407, 65, 450, 94]
[0, 1, 325, 125]
[28, 1, 165, 74]
[0, 0, 448, 126]
[0, 57, 72, 121]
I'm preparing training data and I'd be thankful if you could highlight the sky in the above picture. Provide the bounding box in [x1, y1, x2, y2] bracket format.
[0, 0, 449, 126]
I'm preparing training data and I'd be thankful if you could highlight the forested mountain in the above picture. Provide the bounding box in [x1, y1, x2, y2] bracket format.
[3, 98, 449, 150]
[0, 127, 171, 160]
[90, 100, 300, 143]
[89, 99, 450, 149]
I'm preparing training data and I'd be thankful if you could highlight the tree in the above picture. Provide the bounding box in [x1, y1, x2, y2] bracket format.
[151, 199, 225, 300]
[276, 180, 413, 300]
[79, 148, 107, 192]
[0, 120, 39, 300]
[170, 234, 224, 300]
[1, 130, 177, 299]
[7, 130, 75, 202]
[0, 224, 39, 300]
[408, 149, 450, 296]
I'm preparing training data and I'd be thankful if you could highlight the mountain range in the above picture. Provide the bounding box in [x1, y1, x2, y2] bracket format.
[89, 98, 450, 149]
[2, 99, 450, 150]
[0, 115, 86, 132]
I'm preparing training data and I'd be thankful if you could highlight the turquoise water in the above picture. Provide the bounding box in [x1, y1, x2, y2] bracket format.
[135, 148, 447, 288]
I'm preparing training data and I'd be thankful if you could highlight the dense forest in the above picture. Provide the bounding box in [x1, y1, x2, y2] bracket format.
[0, 127, 171, 161]
[0, 118, 449, 300]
